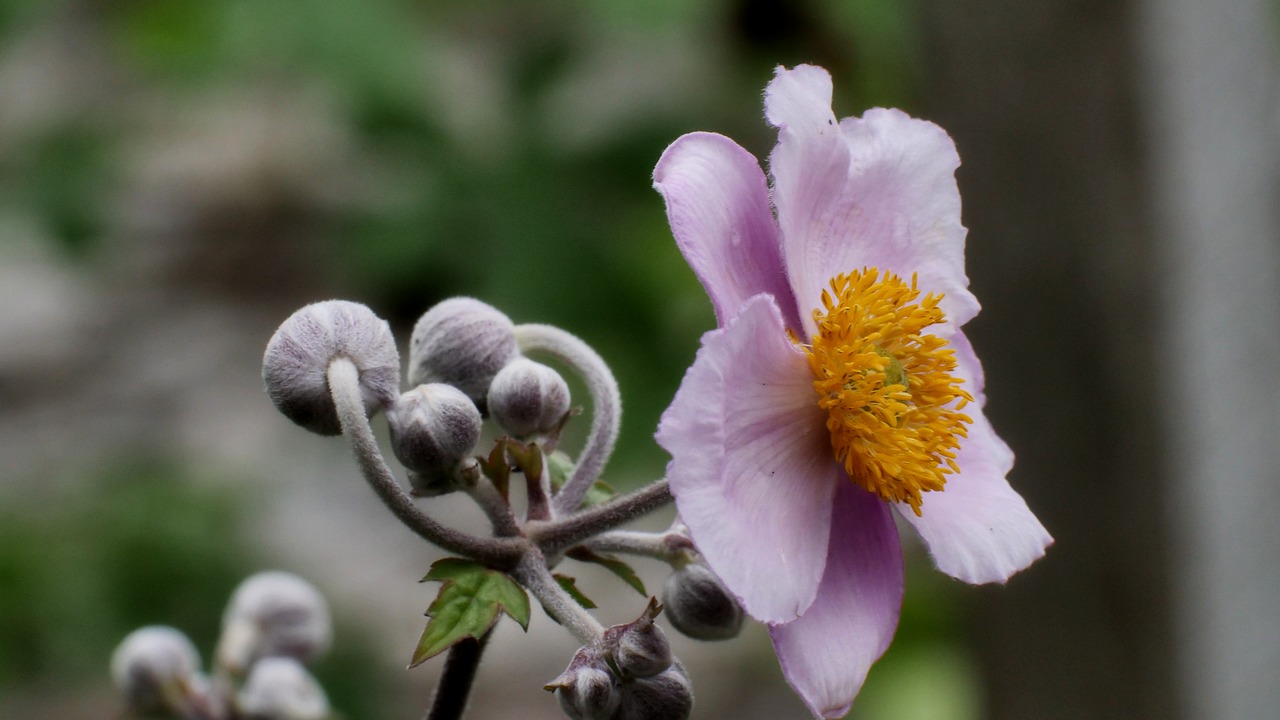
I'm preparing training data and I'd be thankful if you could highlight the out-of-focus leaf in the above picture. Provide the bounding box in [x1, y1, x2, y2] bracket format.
[566, 547, 646, 596]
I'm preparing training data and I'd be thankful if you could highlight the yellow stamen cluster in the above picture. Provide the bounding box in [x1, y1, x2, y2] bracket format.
[805, 269, 973, 516]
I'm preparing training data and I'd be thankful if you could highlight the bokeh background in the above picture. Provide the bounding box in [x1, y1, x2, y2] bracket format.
[1, 0, 1277, 719]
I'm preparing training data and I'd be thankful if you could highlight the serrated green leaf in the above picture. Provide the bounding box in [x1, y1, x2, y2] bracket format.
[553, 574, 597, 609]
[566, 547, 646, 596]
[410, 558, 530, 667]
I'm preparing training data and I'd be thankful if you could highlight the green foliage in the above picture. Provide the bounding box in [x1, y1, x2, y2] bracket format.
[552, 574, 597, 610]
[0, 461, 251, 683]
[565, 547, 646, 597]
[546, 450, 617, 508]
[411, 558, 530, 667]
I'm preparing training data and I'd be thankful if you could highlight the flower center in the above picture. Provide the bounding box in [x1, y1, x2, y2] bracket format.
[804, 269, 973, 516]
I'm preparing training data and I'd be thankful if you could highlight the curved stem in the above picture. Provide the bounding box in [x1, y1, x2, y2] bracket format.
[514, 324, 621, 516]
[462, 463, 522, 537]
[424, 629, 493, 720]
[512, 549, 604, 645]
[327, 359, 526, 569]
[529, 480, 673, 556]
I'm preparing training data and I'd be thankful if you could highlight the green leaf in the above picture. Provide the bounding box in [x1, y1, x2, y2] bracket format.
[546, 450, 616, 508]
[553, 574, 597, 609]
[410, 558, 530, 667]
[566, 547, 646, 596]
[581, 479, 617, 507]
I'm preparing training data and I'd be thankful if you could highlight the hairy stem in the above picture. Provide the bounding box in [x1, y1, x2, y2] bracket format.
[529, 479, 673, 556]
[513, 550, 604, 645]
[586, 529, 694, 563]
[327, 359, 526, 568]
[423, 629, 494, 720]
[462, 463, 522, 537]
[514, 324, 621, 516]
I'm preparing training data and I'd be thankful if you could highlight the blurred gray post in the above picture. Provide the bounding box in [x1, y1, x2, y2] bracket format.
[1140, 1, 1280, 720]
[919, 1, 1280, 719]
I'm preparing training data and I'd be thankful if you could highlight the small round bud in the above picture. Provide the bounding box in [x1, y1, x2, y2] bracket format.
[217, 572, 332, 674]
[238, 657, 330, 720]
[387, 383, 483, 496]
[602, 601, 672, 680]
[615, 661, 693, 720]
[263, 300, 400, 435]
[661, 564, 744, 641]
[488, 358, 571, 439]
[110, 626, 201, 714]
[408, 298, 519, 409]
[545, 647, 622, 720]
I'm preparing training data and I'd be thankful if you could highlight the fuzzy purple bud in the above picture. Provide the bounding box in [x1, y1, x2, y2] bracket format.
[217, 572, 332, 674]
[602, 600, 672, 680]
[661, 564, 744, 641]
[408, 298, 520, 409]
[545, 646, 622, 720]
[614, 661, 693, 720]
[238, 656, 330, 720]
[263, 300, 400, 435]
[387, 383, 483, 496]
[488, 358, 571, 440]
[110, 626, 201, 714]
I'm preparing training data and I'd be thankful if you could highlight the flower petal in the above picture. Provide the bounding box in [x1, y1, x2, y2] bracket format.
[897, 410, 1052, 584]
[769, 483, 904, 719]
[656, 294, 838, 624]
[765, 65, 979, 337]
[653, 132, 800, 329]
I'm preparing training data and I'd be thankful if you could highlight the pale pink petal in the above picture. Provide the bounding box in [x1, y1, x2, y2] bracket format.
[653, 132, 800, 329]
[765, 65, 979, 337]
[769, 483, 904, 719]
[897, 410, 1052, 584]
[946, 328, 987, 407]
[656, 295, 839, 624]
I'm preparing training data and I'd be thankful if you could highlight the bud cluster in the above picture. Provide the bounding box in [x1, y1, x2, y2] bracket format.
[111, 571, 332, 720]
[547, 601, 692, 720]
[263, 297, 575, 495]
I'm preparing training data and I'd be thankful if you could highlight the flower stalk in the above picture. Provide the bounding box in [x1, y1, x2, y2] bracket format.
[528, 479, 673, 556]
[327, 358, 527, 569]
[514, 324, 621, 516]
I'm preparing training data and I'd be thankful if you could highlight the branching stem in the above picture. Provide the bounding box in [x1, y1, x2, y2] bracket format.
[512, 550, 604, 645]
[327, 359, 526, 569]
[529, 480, 673, 556]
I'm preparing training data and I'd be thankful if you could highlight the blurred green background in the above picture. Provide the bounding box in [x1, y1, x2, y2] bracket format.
[4, 0, 1272, 719]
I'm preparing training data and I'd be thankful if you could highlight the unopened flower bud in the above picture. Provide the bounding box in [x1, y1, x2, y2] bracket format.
[602, 600, 672, 680]
[110, 626, 201, 714]
[263, 300, 400, 435]
[614, 661, 693, 720]
[545, 646, 621, 720]
[387, 383, 482, 495]
[661, 564, 744, 641]
[217, 572, 331, 674]
[238, 656, 330, 720]
[488, 358, 571, 440]
[408, 298, 520, 409]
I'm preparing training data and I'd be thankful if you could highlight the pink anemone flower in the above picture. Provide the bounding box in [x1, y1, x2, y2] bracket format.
[652, 64, 1052, 718]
